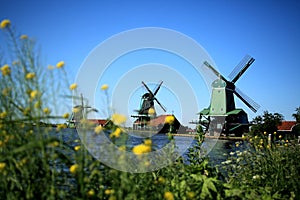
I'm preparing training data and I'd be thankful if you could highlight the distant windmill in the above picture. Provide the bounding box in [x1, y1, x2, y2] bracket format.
[67, 94, 98, 127]
[131, 81, 166, 129]
[198, 55, 260, 136]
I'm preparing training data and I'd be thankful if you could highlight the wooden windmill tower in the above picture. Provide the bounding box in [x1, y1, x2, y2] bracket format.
[199, 55, 260, 136]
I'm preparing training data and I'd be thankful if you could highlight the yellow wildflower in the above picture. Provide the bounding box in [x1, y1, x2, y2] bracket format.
[259, 139, 263, 144]
[94, 125, 103, 134]
[279, 135, 282, 139]
[0, 19, 11, 29]
[74, 146, 81, 151]
[87, 189, 95, 197]
[101, 84, 109, 90]
[187, 191, 196, 199]
[263, 131, 267, 135]
[273, 131, 277, 135]
[158, 176, 165, 184]
[148, 108, 155, 115]
[0, 112, 7, 119]
[132, 144, 151, 155]
[110, 127, 122, 138]
[165, 115, 175, 124]
[144, 139, 152, 146]
[0, 162, 6, 172]
[105, 189, 114, 195]
[1, 64, 11, 76]
[30, 90, 38, 99]
[63, 113, 70, 119]
[164, 191, 174, 200]
[26, 72, 35, 79]
[286, 140, 289, 143]
[56, 124, 67, 131]
[20, 34, 28, 39]
[56, 61, 65, 68]
[69, 83, 77, 90]
[69, 164, 79, 174]
[111, 113, 126, 125]
[43, 108, 51, 114]
[49, 141, 59, 147]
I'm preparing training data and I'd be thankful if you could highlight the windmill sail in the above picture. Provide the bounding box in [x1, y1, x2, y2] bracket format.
[234, 87, 260, 113]
[155, 98, 167, 112]
[142, 81, 154, 96]
[203, 61, 228, 83]
[228, 55, 255, 83]
[153, 81, 163, 96]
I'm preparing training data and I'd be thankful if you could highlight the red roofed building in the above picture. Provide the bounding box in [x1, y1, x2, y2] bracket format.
[277, 121, 300, 139]
[277, 121, 297, 132]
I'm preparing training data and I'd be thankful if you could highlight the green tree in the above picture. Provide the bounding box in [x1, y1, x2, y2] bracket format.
[292, 106, 300, 122]
[250, 111, 284, 135]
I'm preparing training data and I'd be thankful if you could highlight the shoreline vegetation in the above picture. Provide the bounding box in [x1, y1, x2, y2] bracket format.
[1, 20, 300, 199]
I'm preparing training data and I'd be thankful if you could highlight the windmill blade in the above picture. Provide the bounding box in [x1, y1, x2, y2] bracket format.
[73, 105, 92, 109]
[154, 98, 167, 112]
[229, 55, 255, 83]
[234, 87, 260, 113]
[153, 81, 163, 96]
[203, 61, 228, 83]
[142, 81, 154, 96]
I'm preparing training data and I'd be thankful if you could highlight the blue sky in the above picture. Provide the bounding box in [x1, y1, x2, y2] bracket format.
[1, 0, 300, 126]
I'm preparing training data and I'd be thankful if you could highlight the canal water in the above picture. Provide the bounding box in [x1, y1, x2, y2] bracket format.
[58, 128, 244, 168]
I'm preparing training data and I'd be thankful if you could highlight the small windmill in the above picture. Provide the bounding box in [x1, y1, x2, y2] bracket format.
[198, 55, 260, 136]
[67, 94, 98, 127]
[131, 81, 166, 129]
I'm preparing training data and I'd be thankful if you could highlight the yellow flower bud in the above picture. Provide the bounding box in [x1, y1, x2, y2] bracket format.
[20, 34, 28, 39]
[69, 83, 77, 90]
[101, 84, 109, 90]
[63, 113, 70, 119]
[144, 139, 152, 146]
[26, 72, 35, 79]
[43, 108, 51, 114]
[87, 189, 95, 197]
[0, 19, 11, 29]
[165, 115, 175, 124]
[1, 64, 11, 76]
[69, 164, 79, 174]
[94, 125, 103, 134]
[110, 128, 122, 138]
[164, 191, 174, 200]
[111, 113, 126, 125]
[74, 146, 81, 151]
[56, 61, 65, 68]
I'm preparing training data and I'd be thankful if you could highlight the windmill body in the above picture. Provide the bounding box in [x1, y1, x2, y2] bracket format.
[198, 55, 260, 137]
[131, 81, 166, 129]
[131, 81, 180, 133]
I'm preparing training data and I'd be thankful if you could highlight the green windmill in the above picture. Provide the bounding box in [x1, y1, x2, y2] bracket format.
[198, 55, 260, 136]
